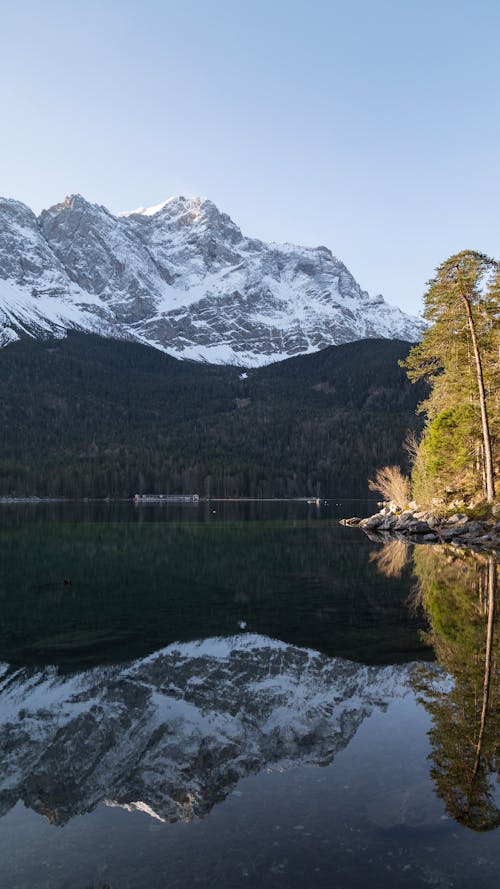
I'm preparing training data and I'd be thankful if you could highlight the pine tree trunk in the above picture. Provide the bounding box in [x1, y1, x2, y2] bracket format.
[471, 555, 496, 781]
[462, 296, 496, 503]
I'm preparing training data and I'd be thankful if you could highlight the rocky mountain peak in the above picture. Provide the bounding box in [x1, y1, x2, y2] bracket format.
[59, 193, 89, 211]
[0, 191, 425, 365]
[123, 195, 244, 246]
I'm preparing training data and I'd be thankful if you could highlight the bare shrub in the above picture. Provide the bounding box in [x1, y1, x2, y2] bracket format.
[368, 465, 410, 508]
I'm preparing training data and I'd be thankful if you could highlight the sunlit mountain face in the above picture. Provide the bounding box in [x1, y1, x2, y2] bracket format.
[0, 194, 424, 363]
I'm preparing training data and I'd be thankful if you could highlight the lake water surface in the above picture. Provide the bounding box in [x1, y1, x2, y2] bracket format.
[0, 501, 498, 888]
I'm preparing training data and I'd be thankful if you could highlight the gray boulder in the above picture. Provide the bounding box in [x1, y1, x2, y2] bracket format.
[460, 521, 485, 536]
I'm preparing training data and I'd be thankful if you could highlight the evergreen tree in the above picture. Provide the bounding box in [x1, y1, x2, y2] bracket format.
[403, 251, 499, 505]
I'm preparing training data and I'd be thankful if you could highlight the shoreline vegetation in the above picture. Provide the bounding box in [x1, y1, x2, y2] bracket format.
[343, 251, 499, 553]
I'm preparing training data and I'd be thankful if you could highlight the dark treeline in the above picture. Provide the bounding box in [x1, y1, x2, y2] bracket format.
[0, 333, 426, 498]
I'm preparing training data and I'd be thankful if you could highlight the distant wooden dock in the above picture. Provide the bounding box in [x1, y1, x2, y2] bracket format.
[133, 494, 200, 504]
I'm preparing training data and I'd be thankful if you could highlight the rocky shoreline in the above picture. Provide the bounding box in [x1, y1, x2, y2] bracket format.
[341, 505, 500, 553]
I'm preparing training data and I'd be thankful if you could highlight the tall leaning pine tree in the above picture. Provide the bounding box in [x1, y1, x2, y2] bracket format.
[403, 250, 499, 505]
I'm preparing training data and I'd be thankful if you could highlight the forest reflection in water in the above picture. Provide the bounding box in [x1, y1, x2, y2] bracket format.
[0, 511, 499, 888]
[372, 539, 499, 833]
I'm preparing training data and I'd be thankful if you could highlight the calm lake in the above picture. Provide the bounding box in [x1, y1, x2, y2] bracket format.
[0, 501, 498, 888]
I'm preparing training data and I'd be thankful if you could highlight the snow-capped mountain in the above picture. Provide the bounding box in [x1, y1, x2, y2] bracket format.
[0, 635, 415, 825]
[0, 193, 424, 365]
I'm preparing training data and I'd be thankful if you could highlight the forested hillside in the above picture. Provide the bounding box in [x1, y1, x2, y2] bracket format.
[0, 334, 425, 498]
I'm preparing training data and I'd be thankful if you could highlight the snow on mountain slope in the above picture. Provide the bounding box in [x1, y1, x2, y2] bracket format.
[0, 197, 118, 346]
[0, 634, 416, 824]
[0, 193, 424, 365]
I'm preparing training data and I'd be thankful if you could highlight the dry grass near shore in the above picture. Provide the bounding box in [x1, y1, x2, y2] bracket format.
[368, 465, 410, 509]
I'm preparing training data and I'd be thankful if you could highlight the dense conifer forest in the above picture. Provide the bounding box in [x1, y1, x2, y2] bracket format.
[0, 334, 425, 498]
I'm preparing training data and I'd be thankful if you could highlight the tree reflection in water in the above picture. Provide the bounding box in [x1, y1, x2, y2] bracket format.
[369, 539, 410, 579]
[372, 539, 499, 831]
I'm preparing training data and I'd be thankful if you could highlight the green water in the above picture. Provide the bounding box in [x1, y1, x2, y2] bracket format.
[0, 502, 498, 888]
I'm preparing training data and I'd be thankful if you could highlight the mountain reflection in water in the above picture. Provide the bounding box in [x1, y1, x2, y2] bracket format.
[0, 635, 414, 825]
[0, 509, 499, 889]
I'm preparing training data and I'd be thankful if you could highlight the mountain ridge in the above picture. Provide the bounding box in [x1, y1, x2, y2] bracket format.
[0, 193, 424, 365]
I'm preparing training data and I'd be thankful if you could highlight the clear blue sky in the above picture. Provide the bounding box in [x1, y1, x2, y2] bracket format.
[1, 0, 499, 314]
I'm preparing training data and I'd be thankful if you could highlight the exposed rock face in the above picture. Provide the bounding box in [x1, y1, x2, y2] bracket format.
[0, 634, 413, 825]
[0, 197, 116, 346]
[0, 193, 425, 365]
